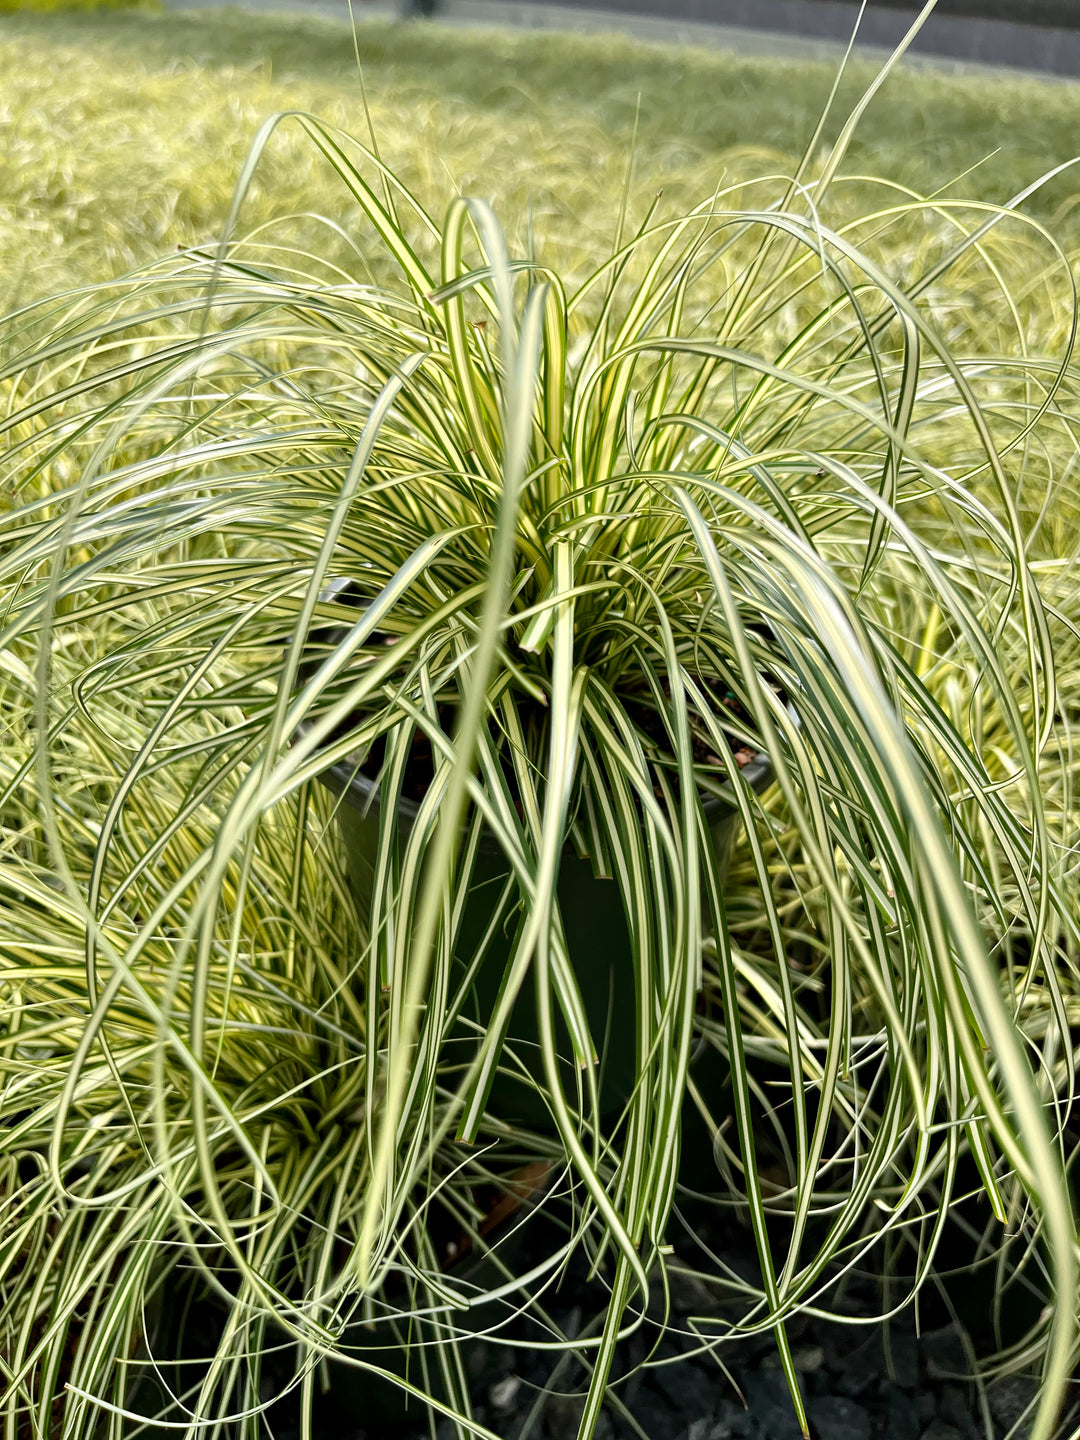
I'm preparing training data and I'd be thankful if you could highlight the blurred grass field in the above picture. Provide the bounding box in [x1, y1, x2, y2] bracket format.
[2, 6, 1080, 314]
[0, 0, 155, 12]
[0, 0, 153, 12]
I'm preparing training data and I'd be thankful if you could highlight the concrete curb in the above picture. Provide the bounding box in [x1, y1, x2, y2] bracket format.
[445, 0, 1080, 77]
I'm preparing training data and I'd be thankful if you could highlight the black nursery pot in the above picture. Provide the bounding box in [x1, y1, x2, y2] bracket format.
[319, 738, 773, 1125]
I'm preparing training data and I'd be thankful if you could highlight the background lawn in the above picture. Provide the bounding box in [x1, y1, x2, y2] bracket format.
[1, 6, 1080, 312]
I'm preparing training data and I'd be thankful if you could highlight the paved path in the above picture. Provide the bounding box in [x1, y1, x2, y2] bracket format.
[165, 0, 1080, 80]
[500, 0, 1080, 78]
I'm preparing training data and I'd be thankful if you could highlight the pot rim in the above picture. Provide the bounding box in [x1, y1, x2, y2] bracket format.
[308, 733, 774, 848]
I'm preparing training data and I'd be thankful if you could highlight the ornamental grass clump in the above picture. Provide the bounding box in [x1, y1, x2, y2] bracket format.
[1, 31, 1079, 1440]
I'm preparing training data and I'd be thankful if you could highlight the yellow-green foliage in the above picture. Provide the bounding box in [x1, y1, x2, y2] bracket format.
[1, 21, 1080, 1440]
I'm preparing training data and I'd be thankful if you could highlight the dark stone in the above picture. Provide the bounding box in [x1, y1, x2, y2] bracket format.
[514, 1344, 550, 1387]
[668, 1267, 723, 1316]
[834, 1363, 878, 1399]
[489, 1372, 523, 1417]
[920, 1327, 968, 1381]
[882, 1382, 923, 1440]
[737, 1329, 787, 1366]
[542, 1392, 587, 1438]
[757, 1342, 822, 1374]
[918, 1391, 939, 1424]
[987, 1376, 1038, 1439]
[827, 1330, 884, 1399]
[707, 1396, 758, 1438]
[918, 1424, 963, 1440]
[715, 1247, 764, 1290]
[790, 1345, 824, 1374]
[742, 1369, 805, 1440]
[805, 1395, 871, 1440]
[936, 1384, 977, 1433]
[882, 1325, 920, 1390]
[682, 1418, 748, 1440]
[628, 1387, 686, 1438]
[652, 1333, 696, 1368]
[652, 1360, 726, 1419]
[818, 1319, 884, 1381]
[465, 1340, 491, 1379]
[807, 1371, 831, 1399]
[818, 1320, 858, 1374]
[551, 1306, 584, 1342]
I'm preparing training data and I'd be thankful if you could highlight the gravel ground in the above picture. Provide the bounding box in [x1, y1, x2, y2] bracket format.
[229, 1174, 1067, 1440]
[375, 1214, 1050, 1440]
[149, 1203, 1066, 1440]
[421, 1312, 1036, 1440]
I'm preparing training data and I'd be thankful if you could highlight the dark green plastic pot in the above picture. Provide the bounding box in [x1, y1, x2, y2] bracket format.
[304, 579, 773, 1122]
[318, 738, 773, 1125]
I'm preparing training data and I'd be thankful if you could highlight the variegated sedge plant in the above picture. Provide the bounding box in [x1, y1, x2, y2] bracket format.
[0, 26, 1079, 1440]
